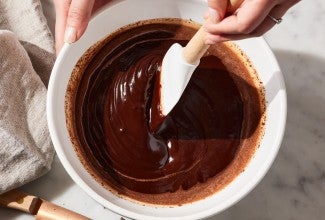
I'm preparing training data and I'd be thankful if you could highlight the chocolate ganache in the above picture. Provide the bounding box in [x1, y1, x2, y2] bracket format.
[66, 19, 265, 205]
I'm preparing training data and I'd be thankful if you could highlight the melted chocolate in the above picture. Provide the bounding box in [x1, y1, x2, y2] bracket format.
[67, 19, 264, 202]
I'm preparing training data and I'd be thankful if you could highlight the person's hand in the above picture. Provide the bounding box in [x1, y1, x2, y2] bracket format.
[53, 0, 111, 54]
[204, 0, 301, 44]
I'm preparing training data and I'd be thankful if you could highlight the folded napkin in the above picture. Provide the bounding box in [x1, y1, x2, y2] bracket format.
[0, 0, 55, 193]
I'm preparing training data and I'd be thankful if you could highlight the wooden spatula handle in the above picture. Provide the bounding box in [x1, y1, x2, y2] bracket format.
[182, 26, 209, 65]
[0, 189, 90, 219]
[36, 200, 90, 220]
[0, 189, 41, 215]
[182, 0, 244, 65]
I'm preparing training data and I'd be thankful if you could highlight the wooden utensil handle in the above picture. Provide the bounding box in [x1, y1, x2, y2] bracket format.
[0, 189, 41, 215]
[182, 0, 244, 64]
[0, 190, 90, 219]
[36, 200, 90, 220]
[183, 26, 209, 65]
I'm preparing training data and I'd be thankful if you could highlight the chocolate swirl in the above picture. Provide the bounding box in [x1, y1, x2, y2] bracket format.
[67, 20, 264, 200]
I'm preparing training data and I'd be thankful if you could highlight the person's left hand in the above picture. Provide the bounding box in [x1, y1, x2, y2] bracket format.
[53, 0, 111, 54]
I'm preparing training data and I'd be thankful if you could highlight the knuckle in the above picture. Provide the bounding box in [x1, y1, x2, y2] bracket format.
[63, 0, 72, 9]
[68, 8, 85, 24]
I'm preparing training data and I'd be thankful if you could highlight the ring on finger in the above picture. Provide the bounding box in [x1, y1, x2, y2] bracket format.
[267, 15, 283, 24]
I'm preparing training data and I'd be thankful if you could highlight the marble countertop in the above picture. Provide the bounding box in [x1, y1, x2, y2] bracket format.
[1, 0, 324, 219]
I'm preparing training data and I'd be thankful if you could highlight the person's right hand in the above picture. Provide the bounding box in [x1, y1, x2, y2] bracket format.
[204, 0, 301, 44]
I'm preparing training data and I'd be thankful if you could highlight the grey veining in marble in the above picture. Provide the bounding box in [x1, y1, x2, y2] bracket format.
[0, 0, 324, 219]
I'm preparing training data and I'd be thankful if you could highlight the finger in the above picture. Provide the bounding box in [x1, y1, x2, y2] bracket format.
[204, 10, 210, 20]
[53, 0, 71, 54]
[205, 33, 232, 44]
[205, 1, 298, 43]
[65, 0, 95, 44]
[207, 0, 228, 22]
[205, 0, 276, 35]
[227, 0, 244, 13]
[251, 0, 300, 36]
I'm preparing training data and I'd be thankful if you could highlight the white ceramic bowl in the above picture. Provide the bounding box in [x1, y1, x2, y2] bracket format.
[47, 0, 287, 219]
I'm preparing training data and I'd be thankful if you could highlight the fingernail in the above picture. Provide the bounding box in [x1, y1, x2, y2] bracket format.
[208, 7, 220, 23]
[64, 26, 77, 44]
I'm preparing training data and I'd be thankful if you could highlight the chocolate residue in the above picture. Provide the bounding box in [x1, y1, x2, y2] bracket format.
[65, 19, 266, 205]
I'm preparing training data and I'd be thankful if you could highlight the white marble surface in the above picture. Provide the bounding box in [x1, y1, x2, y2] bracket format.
[1, 0, 324, 219]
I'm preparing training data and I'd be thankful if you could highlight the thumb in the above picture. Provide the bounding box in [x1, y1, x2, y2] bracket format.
[65, 0, 95, 44]
[207, 0, 228, 23]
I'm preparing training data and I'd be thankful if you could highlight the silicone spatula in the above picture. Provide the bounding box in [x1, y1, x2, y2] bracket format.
[159, 0, 243, 116]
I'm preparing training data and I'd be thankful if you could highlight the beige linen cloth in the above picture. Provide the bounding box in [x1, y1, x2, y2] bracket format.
[0, 0, 55, 193]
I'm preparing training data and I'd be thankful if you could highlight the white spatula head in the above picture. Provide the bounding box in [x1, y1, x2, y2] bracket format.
[160, 43, 199, 116]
